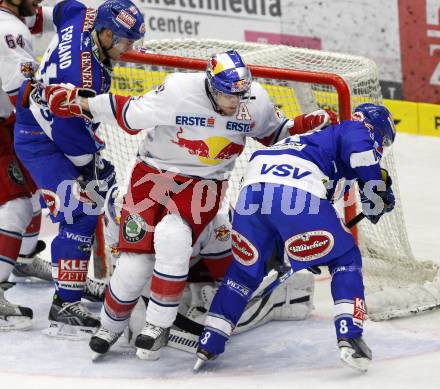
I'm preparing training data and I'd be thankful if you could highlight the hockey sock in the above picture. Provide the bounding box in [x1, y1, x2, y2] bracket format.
[19, 209, 41, 258]
[101, 252, 154, 333]
[329, 246, 365, 339]
[51, 216, 97, 302]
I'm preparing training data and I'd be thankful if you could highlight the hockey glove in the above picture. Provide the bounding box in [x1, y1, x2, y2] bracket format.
[45, 83, 96, 121]
[78, 156, 116, 207]
[358, 168, 395, 224]
[289, 108, 338, 136]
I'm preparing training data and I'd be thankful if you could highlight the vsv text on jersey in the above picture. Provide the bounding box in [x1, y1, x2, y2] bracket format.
[260, 163, 312, 179]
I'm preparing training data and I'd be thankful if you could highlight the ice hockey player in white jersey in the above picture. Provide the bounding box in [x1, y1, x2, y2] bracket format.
[44, 49, 335, 358]
[88, 185, 314, 359]
[0, 0, 54, 331]
[194, 103, 396, 373]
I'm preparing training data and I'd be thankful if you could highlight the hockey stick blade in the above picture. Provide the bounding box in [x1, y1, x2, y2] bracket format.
[140, 296, 203, 336]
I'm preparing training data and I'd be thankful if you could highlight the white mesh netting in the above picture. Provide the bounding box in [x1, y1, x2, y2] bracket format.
[97, 39, 440, 321]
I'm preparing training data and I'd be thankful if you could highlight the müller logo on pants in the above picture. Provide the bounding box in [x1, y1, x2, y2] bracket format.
[285, 230, 334, 261]
[231, 230, 259, 266]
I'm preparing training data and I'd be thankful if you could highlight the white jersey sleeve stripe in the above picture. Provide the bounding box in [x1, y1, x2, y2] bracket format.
[205, 314, 233, 337]
[349, 150, 378, 169]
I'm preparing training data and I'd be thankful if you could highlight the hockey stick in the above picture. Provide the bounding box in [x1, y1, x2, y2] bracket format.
[168, 328, 199, 354]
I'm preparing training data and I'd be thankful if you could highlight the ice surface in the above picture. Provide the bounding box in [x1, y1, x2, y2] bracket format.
[1, 133, 440, 389]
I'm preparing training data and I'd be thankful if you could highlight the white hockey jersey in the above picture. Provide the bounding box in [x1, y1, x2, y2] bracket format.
[89, 72, 290, 180]
[0, 5, 54, 99]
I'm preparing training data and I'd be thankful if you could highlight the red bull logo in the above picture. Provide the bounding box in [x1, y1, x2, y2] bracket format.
[209, 57, 221, 74]
[171, 128, 244, 165]
[231, 79, 249, 93]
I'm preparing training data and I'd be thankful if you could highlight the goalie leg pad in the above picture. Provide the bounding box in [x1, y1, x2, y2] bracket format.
[147, 214, 192, 328]
[235, 272, 315, 333]
[189, 270, 315, 335]
[270, 272, 315, 321]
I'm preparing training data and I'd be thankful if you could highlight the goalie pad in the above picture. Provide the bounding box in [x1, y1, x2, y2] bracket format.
[183, 271, 315, 334]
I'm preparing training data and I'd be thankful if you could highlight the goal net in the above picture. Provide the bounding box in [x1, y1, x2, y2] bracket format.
[97, 39, 440, 321]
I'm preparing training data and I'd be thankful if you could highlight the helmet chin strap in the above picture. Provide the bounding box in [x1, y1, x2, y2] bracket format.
[94, 29, 113, 61]
[205, 79, 223, 115]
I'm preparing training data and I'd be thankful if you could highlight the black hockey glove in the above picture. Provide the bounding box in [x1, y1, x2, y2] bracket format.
[358, 168, 395, 224]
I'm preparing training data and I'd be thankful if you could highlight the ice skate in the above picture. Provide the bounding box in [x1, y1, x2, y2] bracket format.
[10, 240, 52, 283]
[44, 293, 100, 340]
[83, 277, 107, 302]
[338, 337, 372, 372]
[89, 326, 122, 360]
[0, 282, 33, 331]
[135, 322, 170, 360]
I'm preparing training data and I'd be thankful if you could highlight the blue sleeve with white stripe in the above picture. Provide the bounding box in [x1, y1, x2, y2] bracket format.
[338, 121, 382, 183]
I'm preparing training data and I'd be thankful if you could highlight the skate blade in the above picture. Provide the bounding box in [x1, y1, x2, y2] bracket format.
[91, 351, 104, 361]
[340, 347, 370, 373]
[0, 317, 32, 331]
[136, 347, 161, 361]
[8, 273, 50, 284]
[193, 357, 206, 372]
[43, 321, 97, 340]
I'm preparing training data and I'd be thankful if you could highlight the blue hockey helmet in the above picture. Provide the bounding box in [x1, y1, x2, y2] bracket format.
[354, 103, 396, 147]
[95, 0, 145, 42]
[206, 50, 252, 96]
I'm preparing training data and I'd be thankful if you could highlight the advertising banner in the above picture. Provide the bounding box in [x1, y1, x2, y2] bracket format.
[36, 1, 440, 103]
[399, 0, 440, 103]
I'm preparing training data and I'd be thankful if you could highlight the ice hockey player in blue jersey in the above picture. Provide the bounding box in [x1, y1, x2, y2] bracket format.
[13, 0, 145, 339]
[194, 103, 396, 373]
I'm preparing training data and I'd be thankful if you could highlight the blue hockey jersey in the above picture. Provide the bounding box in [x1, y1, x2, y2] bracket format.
[16, 0, 112, 167]
[242, 120, 384, 201]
